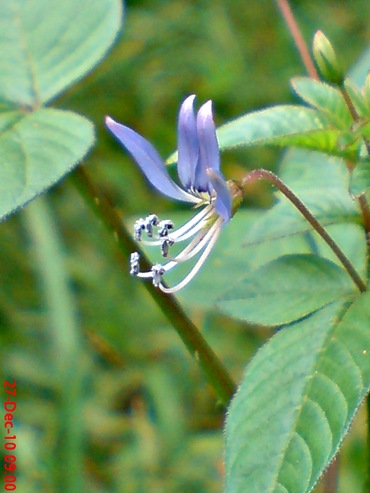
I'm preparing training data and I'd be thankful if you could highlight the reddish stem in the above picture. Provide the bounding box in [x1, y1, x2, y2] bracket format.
[324, 457, 339, 493]
[242, 169, 366, 293]
[275, 0, 319, 79]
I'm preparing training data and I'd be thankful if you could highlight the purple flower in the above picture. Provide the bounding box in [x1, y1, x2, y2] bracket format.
[106, 95, 232, 293]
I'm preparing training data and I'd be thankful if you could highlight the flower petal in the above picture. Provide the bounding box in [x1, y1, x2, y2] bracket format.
[177, 95, 199, 189]
[195, 101, 220, 192]
[106, 117, 196, 203]
[206, 168, 232, 223]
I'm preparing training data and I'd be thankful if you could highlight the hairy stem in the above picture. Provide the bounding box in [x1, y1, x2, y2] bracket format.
[340, 86, 361, 122]
[340, 86, 370, 234]
[275, 0, 319, 79]
[324, 457, 339, 493]
[359, 194, 370, 235]
[241, 169, 366, 292]
[71, 166, 236, 406]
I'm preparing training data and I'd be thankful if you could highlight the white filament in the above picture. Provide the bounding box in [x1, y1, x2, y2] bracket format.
[158, 225, 222, 293]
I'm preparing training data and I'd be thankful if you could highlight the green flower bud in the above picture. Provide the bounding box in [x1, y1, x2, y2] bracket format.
[312, 31, 344, 85]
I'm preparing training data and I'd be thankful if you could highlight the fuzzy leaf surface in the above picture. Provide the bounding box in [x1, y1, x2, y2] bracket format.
[216, 105, 356, 159]
[0, 109, 94, 219]
[291, 77, 352, 128]
[350, 160, 370, 196]
[226, 294, 370, 493]
[0, 0, 122, 106]
[0, 0, 121, 219]
[218, 254, 356, 325]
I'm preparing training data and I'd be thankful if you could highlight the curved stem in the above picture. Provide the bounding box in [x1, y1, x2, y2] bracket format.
[241, 169, 367, 293]
[340, 85, 370, 237]
[324, 457, 339, 493]
[359, 194, 370, 235]
[275, 0, 319, 79]
[71, 166, 236, 406]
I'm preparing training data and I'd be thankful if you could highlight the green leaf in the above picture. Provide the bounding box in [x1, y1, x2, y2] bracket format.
[343, 78, 370, 119]
[0, 0, 122, 106]
[218, 254, 355, 326]
[0, 0, 122, 220]
[0, 109, 93, 219]
[245, 149, 361, 244]
[350, 159, 370, 196]
[311, 222, 367, 280]
[291, 77, 351, 128]
[226, 293, 370, 493]
[216, 105, 356, 159]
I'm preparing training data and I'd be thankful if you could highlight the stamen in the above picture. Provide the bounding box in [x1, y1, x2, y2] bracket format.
[130, 252, 140, 276]
[161, 238, 174, 257]
[158, 220, 174, 237]
[170, 204, 212, 241]
[134, 218, 146, 241]
[136, 205, 214, 249]
[158, 225, 222, 293]
[145, 214, 159, 237]
[170, 218, 222, 263]
[151, 264, 165, 287]
[130, 201, 224, 292]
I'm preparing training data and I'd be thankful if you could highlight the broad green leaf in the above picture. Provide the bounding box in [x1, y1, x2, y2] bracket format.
[216, 105, 356, 159]
[291, 77, 351, 128]
[0, 0, 122, 220]
[0, 0, 122, 106]
[0, 109, 93, 219]
[226, 293, 370, 493]
[245, 149, 361, 244]
[218, 254, 355, 325]
[350, 160, 370, 196]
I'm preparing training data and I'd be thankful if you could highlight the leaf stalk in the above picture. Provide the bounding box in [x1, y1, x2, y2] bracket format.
[241, 169, 367, 293]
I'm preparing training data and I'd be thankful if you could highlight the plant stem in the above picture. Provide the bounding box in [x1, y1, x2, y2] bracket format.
[340, 85, 370, 234]
[340, 85, 370, 153]
[359, 194, 370, 235]
[275, 0, 319, 79]
[323, 457, 339, 493]
[340, 86, 360, 122]
[241, 169, 367, 293]
[71, 166, 236, 407]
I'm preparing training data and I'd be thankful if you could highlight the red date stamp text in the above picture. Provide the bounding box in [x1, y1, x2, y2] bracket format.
[3, 381, 16, 491]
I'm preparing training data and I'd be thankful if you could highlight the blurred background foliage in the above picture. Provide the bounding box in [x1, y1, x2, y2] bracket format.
[1, 0, 369, 491]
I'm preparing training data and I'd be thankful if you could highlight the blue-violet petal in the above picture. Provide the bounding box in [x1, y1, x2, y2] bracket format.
[177, 95, 199, 189]
[206, 168, 232, 223]
[195, 101, 220, 192]
[106, 117, 196, 203]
